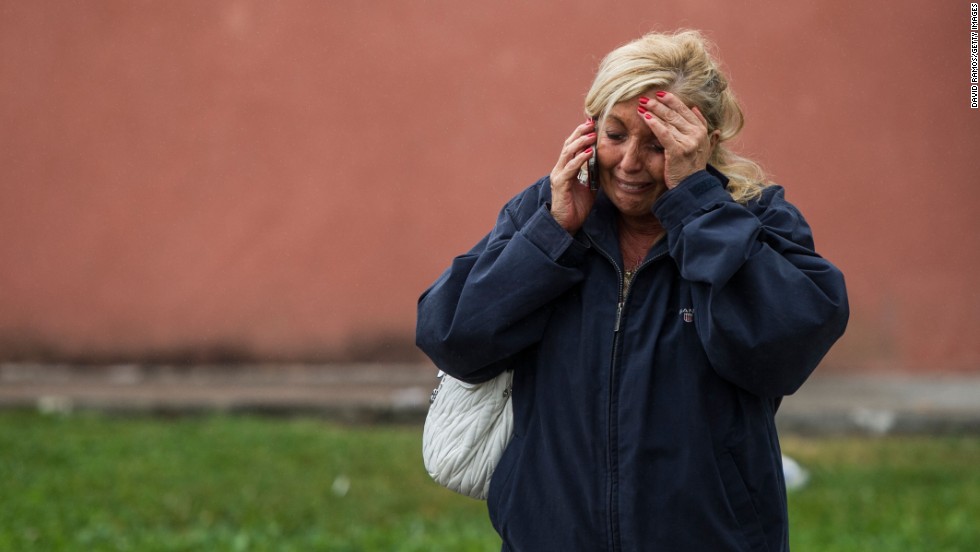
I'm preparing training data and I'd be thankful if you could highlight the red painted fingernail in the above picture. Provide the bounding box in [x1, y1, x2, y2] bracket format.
[587, 132, 596, 138]
[656, 91, 667, 98]
[643, 112, 653, 120]
[637, 105, 647, 114]
[638, 97, 649, 104]
[584, 147, 593, 153]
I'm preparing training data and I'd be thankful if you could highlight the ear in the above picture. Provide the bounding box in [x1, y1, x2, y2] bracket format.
[708, 129, 721, 151]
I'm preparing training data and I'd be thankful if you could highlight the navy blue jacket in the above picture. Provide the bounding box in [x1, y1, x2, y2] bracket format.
[416, 168, 849, 551]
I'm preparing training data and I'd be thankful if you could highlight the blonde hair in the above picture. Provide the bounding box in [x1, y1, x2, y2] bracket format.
[585, 30, 768, 203]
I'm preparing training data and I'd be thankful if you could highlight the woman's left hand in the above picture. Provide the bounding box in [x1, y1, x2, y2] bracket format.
[638, 92, 718, 189]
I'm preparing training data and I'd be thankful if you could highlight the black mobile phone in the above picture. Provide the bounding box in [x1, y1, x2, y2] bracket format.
[581, 117, 599, 191]
[587, 146, 598, 192]
[588, 117, 599, 191]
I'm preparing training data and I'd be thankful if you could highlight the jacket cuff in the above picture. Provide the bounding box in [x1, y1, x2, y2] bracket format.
[652, 167, 732, 230]
[523, 204, 590, 266]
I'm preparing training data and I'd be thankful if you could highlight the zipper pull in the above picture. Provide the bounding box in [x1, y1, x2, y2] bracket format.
[614, 302, 624, 332]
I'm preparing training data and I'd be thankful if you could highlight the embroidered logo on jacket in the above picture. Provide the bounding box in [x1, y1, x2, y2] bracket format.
[679, 308, 695, 323]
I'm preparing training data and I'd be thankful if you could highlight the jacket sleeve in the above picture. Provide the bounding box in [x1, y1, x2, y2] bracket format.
[653, 169, 849, 398]
[416, 179, 589, 383]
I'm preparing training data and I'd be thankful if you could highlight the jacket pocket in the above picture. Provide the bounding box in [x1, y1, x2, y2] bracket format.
[717, 450, 770, 552]
[487, 432, 522, 534]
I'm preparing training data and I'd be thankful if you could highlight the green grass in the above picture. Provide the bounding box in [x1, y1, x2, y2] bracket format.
[0, 411, 977, 551]
[0, 411, 497, 551]
[783, 435, 980, 551]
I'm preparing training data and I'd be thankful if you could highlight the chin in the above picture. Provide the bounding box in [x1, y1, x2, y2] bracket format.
[616, 202, 655, 219]
[604, 186, 664, 219]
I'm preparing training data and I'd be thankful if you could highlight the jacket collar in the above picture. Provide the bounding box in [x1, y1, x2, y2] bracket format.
[581, 190, 670, 271]
[578, 161, 730, 271]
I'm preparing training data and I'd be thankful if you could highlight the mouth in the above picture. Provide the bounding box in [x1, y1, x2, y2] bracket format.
[614, 178, 655, 193]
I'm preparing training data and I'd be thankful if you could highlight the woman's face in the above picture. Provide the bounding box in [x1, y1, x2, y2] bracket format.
[596, 96, 668, 220]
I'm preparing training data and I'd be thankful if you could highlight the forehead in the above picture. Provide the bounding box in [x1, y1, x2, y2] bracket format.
[603, 100, 655, 136]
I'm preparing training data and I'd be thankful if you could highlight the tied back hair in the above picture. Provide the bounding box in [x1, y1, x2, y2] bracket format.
[584, 29, 768, 203]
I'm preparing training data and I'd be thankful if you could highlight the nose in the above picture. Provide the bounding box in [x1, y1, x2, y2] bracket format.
[618, 141, 644, 174]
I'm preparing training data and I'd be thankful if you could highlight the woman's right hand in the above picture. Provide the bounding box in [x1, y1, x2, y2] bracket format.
[549, 119, 598, 234]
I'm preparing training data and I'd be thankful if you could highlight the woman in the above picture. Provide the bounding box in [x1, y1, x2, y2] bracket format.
[416, 30, 848, 551]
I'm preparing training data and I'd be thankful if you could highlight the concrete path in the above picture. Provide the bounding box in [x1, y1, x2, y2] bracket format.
[2, 362, 979, 435]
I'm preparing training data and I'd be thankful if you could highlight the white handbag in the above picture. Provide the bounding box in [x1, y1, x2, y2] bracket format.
[422, 370, 514, 500]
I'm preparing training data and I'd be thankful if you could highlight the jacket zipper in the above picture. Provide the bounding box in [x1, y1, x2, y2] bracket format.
[589, 240, 628, 552]
[589, 238, 666, 551]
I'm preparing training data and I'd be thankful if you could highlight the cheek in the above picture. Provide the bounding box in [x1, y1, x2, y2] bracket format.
[596, 147, 618, 171]
[645, 155, 665, 178]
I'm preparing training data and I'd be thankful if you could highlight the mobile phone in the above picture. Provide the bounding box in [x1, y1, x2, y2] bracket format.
[578, 117, 599, 191]
[587, 145, 598, 192]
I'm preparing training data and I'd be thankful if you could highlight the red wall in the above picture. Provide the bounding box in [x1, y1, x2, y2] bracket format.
[1, 1, 978, 371]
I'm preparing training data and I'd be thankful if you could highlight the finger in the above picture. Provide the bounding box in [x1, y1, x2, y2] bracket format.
[638, 105, 685, 146]
[563, 119, 595, 147]
[690, 105, 710, 129]
[573, 147, 595, 187]
[643, 102, 700, 144]
[557, 121, 595, 171]
[556, 131, 597, 172]
[653, 91, 703, 128]
[556, 146, 594, 183]
[575, 130, 597, 151]
[639, 100, 683, 132]
[565, 129, 597, 159]
[567, 146, 594, 172]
